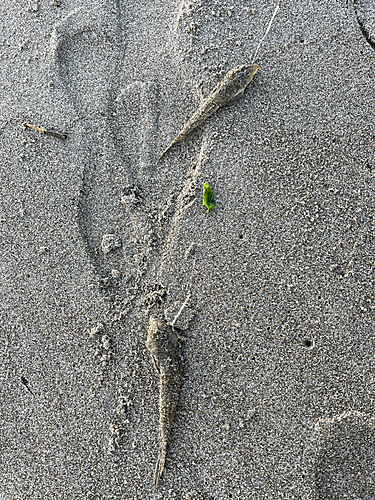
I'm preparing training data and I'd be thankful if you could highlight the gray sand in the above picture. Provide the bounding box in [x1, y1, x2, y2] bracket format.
[1, 0, 375, 498]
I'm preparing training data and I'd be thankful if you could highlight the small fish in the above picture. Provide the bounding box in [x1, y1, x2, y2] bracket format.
[146, 317, 180, 487]
[157, 63, 259, 164]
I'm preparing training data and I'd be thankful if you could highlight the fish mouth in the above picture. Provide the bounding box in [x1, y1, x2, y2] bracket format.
[246, 64, 260, 84]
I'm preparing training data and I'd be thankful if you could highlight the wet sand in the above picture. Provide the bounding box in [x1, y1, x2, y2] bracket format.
[1, 0, 375, 498]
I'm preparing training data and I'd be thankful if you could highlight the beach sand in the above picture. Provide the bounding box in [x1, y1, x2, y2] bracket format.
[1, 0, 375, 498]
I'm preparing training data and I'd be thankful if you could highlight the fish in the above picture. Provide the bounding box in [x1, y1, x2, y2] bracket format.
[157, 63, 259, 164]
[146, 317, 180, 487]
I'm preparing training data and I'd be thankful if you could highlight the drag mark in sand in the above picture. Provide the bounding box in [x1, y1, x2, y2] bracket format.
[146, 318, 180, 487]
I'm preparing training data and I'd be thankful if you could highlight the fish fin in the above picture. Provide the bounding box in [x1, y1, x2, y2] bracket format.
[226, 88, 246, 105]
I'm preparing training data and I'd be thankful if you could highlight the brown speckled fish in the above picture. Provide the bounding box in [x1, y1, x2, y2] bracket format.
[146, 317, 180, 487]
[157, 63, 259, 164]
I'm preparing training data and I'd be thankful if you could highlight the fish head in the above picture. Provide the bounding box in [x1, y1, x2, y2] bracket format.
[223, 63, 260, 104]
[231, 63, 260, 89]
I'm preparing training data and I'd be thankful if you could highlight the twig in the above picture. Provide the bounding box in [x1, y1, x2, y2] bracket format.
[169, 294, 191, 328]
[251, 3, 280, 63]
[25, 123, 67, 140]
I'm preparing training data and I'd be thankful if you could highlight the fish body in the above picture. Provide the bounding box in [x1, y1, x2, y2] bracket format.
[146, 318, 180, 487]
[157, 63, 259, 164]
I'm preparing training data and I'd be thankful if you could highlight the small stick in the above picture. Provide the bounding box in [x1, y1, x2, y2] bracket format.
[21, 375, 33, 394]
[169, 294, 190, 328]
[250, 3, 280, 63]
[25, 123, 67, 140]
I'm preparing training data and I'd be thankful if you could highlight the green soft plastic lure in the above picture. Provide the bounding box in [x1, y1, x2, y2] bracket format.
[202, 182, 215, 213]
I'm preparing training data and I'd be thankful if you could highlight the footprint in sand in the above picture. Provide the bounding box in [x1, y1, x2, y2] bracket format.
[49, 3, 157, 296]
[353, 0, 375, 50]
[306, 410, 375, 499]
[115, 80, 161, 196]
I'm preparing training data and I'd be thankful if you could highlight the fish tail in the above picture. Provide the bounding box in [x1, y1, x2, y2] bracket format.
[154, 442, 167, 488]
[156, 143, 172, 165]
[156, 131, 186, 165]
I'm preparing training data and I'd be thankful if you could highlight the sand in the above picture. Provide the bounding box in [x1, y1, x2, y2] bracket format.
[1, 0, 375, 498]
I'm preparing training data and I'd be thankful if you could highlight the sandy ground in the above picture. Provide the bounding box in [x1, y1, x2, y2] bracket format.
[1, 0, 375, 499]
